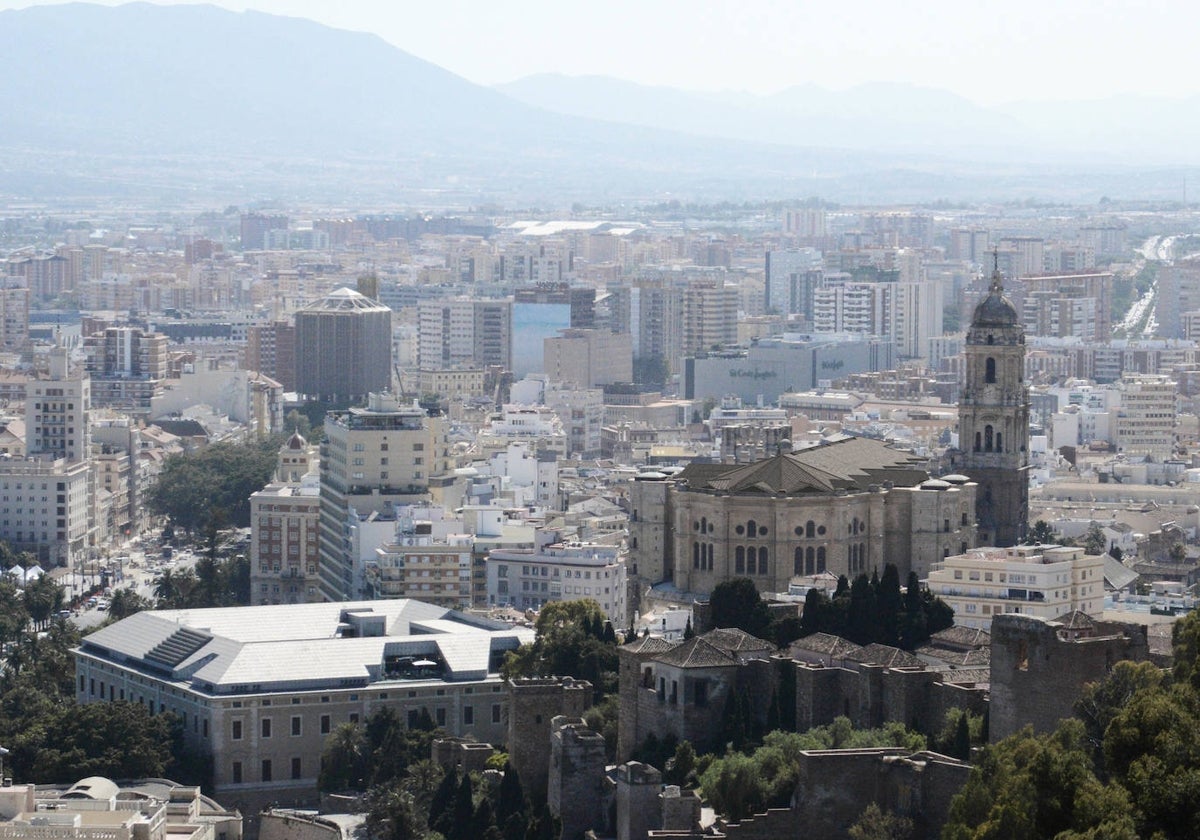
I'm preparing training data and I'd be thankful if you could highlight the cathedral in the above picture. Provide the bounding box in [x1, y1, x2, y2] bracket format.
[954, 263, 1030, 546]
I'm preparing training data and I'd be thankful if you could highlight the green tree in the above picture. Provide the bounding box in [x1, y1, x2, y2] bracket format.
[22, 574, 64, 630]
[1075, 659, 1164, 776]
[365, 784, 422, 840]
[1025, 519, 1058, 545]
[106, 588, 152, 620]
[708, 578, 772, 640]
[942, 720, 1138, 840]
[502, 599, 619, 702]
[849, 803, 913, 840]
[1082, 523, 1108, 556]
[319, 723, 368, 792]
[148, 437, 281, 531]
[0, 579, 30, 646]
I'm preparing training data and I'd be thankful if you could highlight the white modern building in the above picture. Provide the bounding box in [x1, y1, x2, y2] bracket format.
[486, 541, 628, 625]
[926, 544, 1106, 630]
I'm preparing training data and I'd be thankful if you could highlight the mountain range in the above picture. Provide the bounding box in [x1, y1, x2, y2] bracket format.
[0, 2, 1196, 206]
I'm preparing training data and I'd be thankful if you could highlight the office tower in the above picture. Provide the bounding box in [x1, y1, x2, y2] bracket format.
[955, 267, 1030, 547]
[681, 278, 738, 357]
[1115, 374, 1177, 459]
[8, 253, 68, 302]
[543, 329, 633, 387]
[783, 208, 827, 239]
[765, 248, 823, 316]
[318, 394, 447, 601]
[893, 280, 944, 361]
[417, 299, 512, 371]
[245, 320, 297, 391]
[294, 288, 392, 403]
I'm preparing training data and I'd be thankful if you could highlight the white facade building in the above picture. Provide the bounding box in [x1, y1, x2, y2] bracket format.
[926, 544, 1106, 630]
[487, 541, 628, 625]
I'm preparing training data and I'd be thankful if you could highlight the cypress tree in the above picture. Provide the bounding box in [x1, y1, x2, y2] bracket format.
[496, 762, 528, 824]
[428, 766, 459, 833]
[952, 712, 972, 761]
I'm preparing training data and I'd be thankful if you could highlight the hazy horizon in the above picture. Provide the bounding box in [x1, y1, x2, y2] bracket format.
[0, 0, 1196, 106]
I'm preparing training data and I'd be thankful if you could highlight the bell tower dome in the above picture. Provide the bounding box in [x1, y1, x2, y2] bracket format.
[956, 256, 1029, 546]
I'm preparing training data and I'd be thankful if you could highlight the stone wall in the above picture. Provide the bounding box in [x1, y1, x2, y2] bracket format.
[507, 678, 593, 803]
[548, 718, 607, 840]
[989, 614, 1150, 742]
[259, 811, 347, 840]
[615, 762, 662, 840]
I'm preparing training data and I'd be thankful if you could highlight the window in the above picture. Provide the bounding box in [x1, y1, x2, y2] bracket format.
[232, 720, 243, 740]
[232, 762, 242, 784]
[492, 704, 502, 724]
[291, 716, 301, 736]
[320, 714, 331, 734]
[463, 706, 474, 725]
[261, 760, 272, 782]
[436, 708, 446, 727]
[291, 758, 302, 780]
[985, 357, 996, 383]
[261, 718, 271, 738]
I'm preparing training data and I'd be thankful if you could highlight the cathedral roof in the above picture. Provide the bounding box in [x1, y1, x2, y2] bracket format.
[972, 267, 1019, 327]
[676, 435, 929, 496]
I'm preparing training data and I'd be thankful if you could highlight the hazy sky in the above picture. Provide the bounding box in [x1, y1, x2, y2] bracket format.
[1, 0, 1196, 104]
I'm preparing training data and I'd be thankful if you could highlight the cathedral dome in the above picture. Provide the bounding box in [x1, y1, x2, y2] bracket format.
[972, 267, 1018, 327]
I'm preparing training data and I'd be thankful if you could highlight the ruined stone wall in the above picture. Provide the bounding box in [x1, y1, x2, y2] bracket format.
[990, 614, 1150, 742]
[507, 678, 593, 803]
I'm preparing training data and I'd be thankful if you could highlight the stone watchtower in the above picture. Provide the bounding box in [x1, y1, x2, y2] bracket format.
[955, 261, 1029, 547]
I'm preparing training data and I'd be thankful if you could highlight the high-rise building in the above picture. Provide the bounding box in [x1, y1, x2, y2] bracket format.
[294, 288, 392, 403]
[245, 320, 297, 391]
[83, 327, 169, 411]
[0, 284, 29, 349]
[1021, 272, 1113, 341]
[26, 346, 89, 463]
[681, 278, 738, 357]
[543, 329, 633, 387]
[765, 248, 823, 317]
[954, 267, 1030, 547]
[417, 299, 512, 371]
[239, 213, 289, 251]
[318, 394, 449, 601]
[1115, 373, 1177, 459]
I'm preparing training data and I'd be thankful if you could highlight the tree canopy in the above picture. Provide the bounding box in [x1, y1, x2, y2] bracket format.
[148, 437, 281, 530]
[501, 599, 619, 702]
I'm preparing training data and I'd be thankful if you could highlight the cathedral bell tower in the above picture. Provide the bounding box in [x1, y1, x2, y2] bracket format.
[956, 258, 1029, 547]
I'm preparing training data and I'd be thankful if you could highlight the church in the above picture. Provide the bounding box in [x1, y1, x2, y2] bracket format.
[951, 262, 1031, 547]
[626, 262, 1029, 599]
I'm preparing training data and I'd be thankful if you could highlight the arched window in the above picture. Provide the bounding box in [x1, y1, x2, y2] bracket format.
[985, 357, 996, 383]
[805, 547, 814, 575]
[974, 431, 982, 452]
[758, 547, 768, 573]
[817, 547, 826, 573]
[747, 519, 757, 539]
[693, 542, 700, 568]
[806, 520, 815, 538]
[794, 547, 803, 576]
[706, 543, 714, 570]
[995, 432, 1002, 452]
[735, 546, 745, 574]
[700, 516, 707, 534]
[985, 424, 994, 451]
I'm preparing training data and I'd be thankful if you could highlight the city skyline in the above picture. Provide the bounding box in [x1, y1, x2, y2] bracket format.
[1, 0, 1198, 106]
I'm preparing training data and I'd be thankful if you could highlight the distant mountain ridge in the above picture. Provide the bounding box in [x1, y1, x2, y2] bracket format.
[0, 3, 1196, 205]
[498, 73, 1200, 166]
